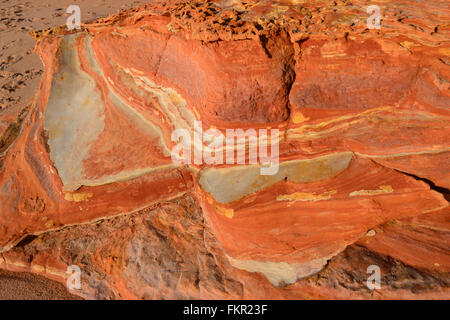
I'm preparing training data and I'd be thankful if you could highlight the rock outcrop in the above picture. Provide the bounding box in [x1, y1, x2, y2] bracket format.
[0, 0, 449, 299]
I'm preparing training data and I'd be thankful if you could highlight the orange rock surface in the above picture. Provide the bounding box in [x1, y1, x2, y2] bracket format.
[0, 0, 449, 299]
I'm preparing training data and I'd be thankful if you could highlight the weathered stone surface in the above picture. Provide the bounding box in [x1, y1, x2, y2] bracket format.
[0, 0, 449, 299]
[0, 196, 448, 299]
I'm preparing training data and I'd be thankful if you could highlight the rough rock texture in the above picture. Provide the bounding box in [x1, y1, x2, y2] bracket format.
[0, 0, 449, 299]
[1, 195, 448, 299]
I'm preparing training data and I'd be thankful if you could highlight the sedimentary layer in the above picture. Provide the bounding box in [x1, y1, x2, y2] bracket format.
[0, 0, 449, 299]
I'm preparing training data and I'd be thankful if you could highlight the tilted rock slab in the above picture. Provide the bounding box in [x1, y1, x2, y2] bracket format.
[0, 0, 449, 298]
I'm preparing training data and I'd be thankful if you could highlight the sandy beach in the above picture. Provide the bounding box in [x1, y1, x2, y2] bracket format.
[0, 0, 448, 301]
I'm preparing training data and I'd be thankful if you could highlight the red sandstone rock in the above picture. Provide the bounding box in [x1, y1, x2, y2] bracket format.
[0, 0, 449, 299]
[0, 196, 448, 299]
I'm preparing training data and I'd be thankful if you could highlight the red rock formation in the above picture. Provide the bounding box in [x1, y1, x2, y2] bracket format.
[1, 196, 448, 299]
[0, 0, 449, 299]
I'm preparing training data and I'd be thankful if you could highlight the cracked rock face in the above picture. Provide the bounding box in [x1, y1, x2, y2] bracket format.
[0, 0, 449, 299]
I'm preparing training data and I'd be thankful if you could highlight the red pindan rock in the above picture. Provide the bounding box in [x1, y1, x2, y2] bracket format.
[0, 0, 449, 299]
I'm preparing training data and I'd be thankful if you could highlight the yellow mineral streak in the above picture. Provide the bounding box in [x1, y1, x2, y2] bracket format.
[289, 106, 447, 140]
[130, 67, 144, 75]
[349, 185, 393, 197]
[289, 106, 394, 136]
[400, 41, 417, 50]
[44, 220, 54, 228]
[4, 256, 27, 268]
[12, 261, 27, 268]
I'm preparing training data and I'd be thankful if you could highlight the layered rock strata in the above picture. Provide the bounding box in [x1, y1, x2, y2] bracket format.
[0, 0, 449, 299]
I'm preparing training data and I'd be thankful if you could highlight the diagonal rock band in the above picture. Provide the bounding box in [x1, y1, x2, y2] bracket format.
[0, 0, 449, 299]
